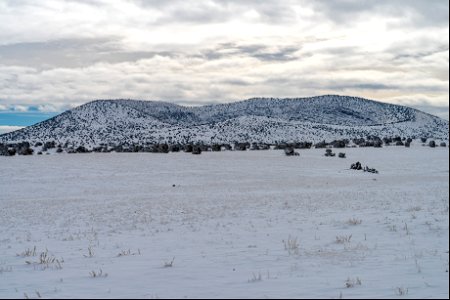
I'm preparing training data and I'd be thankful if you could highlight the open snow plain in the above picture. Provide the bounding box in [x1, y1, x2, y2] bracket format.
[0, 146, 448, 299]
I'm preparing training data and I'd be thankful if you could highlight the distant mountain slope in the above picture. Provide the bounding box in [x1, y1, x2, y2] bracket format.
[1, 95, 448, 146]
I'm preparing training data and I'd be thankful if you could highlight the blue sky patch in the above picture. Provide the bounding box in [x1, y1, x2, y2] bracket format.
[0, 112, 58, 127]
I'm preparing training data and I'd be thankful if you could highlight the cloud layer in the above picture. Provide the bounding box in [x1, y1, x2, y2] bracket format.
[0, 126, 24, 134]
[0, 0, 448, 119]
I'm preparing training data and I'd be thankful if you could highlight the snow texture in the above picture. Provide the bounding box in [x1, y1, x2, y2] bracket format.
[1, 95, 448, 146]
[0, 145, 448, 298]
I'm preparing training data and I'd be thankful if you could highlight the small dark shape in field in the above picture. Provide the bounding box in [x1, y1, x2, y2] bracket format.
[373, 140, 383, 148]
[338, 153, 346, 158]
[440, 142, 446, 147]
[325, 149, 336, 157]
[170, 144, 180, 152]
[364, 166, 379, 174]
[284, 147, 299, 156]
[331, 140, 347, 148]
[43, 141, 56, 151]
[234, 142, 249, 151]
[429, 140, 436, 148]
[192, 146, 202, 155]
[76, 146, 89, 153]
[223, 144, 232, 151]
[351, 162, 378, 173]
[315, 141, 328, 149]
[212, 144, 222, 152]
[351, 162, 363, 170]
[18, 143, 34, 156]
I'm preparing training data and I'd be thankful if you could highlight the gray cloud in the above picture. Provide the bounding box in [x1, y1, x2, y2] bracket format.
[311, 0, 449, 27]
[0, 0, 447, 121]
[0, 37, 176, 69]
[199, 43, 302, 62]
[132, 0, 299, 24]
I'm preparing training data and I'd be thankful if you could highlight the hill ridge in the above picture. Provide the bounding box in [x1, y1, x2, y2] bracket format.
[1, 95, 448, 146]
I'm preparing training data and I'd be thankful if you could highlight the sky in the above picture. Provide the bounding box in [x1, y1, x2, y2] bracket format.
[0, 0, 448, 133]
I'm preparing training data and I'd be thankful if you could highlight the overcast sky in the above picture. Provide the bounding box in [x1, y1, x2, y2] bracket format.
[0, 0, 448, 133]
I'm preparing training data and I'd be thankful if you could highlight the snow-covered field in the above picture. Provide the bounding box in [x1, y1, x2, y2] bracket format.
[0, 146, 448, 299]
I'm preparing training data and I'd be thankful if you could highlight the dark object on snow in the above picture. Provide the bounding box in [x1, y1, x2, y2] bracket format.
[222, 144, 232, 151]
[76, 146, 89, 153]
[315, 141, 328, 149]
[258, 144, 271, 150]
[440, 142, 447, 147]
[351, 162, 378, 173]
[8, 148, 16, 156]
[42, 141, 56, 151]
[331, 140, 347, 148]
[421, 137, 428, 143]
[325, 149, 336, 157]
[350, 162, 363, 170]
[184, 144, 193, 153]
[170, 145, 181, 152]
[192, 146, 202, 155]
[234, 143, 249, 151]
[295, 142, 313, 149]
[18, 142, 34, 155]
[212, 144, 222, 152]
[158, 143, 169, 153]
[364, 166, 379, 174]
[405, 141, 411, 148]
[338, 153, 346, 158]
[429, 140, 436, 148]
[284, 147, 299, 156]
[374, 140, 383, 148]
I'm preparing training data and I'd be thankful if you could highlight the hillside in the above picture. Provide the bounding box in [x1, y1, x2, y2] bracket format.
[1, 95, 448, 146]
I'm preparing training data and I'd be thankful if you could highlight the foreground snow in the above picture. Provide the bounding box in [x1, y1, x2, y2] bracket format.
[0, 146, 448, 299]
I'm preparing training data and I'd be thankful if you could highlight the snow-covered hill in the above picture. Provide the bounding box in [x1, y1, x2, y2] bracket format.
[1, 95, 448, 146]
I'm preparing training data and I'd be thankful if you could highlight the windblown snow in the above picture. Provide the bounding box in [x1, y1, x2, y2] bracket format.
[0, 146, 448, 298]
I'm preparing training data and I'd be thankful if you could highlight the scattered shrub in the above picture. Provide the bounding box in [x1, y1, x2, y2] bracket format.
[346, 277, 362, 288]
[211, 144, 222, 152]
[325, 149, 336, 157]
[285, 147, 299, 156]
[192, 146, 202, 155]
[351, 162, 362, 170]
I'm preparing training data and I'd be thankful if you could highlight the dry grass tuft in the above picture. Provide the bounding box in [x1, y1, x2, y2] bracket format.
[163, 257, 175, 268]
[283, 236, 300, 255]
[347, 218, 362, 225]
[90, 269, 108, 278]
[336, 234, 352, 244]
[345, 277, 362, 288]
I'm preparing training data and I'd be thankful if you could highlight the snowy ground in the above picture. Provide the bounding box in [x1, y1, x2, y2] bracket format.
[0, 146, 448, 299]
